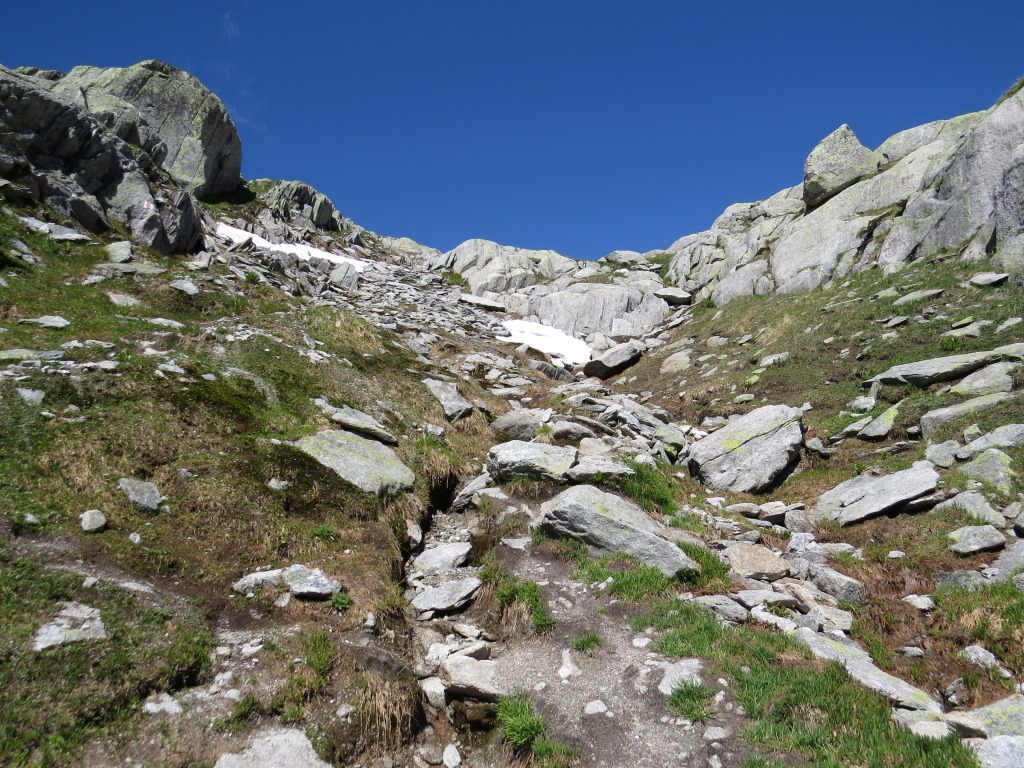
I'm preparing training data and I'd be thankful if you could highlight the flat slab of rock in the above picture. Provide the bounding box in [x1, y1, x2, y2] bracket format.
[281, 565, 340, 598]
[439, 655, 505, 702]
[582, 341, 644, 379]
[19, 315, 70, 329]
[865, 344, 1024, 387]
[411, 578, 482, 615]
[290, 429, 414, 495]
[118, 478, 163, 513]
[814, 462, 939, 525]
[792, 628, 942, 712]
[411, 542, 473, 575]
[214, 728, 331, 768]
[972, 735, 1024, 768]
[921, 393, 1019, 438]
[653, 286, 692, 306]
[686, 404, 803, 493]
[935, 491, 1004, 526]
[486, 440, 577, 481]
[948, 525, 1006, 555]
[725, 543, 790, 581]
[892, 288, 945, 307]
[958, 424, 1024, 459]
[459, 293, 505, 311]
[423, 379, 474, 421]
[329, 406, 396, 444]
[565, 454, 634, 483]
[537, 485, 699, 576]
[693, 595, 749, 622]
[972, 694, 1024, 737]
[33, 602, 107, 651]
[951, 362, 1019, 397]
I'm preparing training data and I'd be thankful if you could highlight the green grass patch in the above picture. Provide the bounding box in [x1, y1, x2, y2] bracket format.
[616, 460, 678, 515]
[667, 681, 714, 722]
[496, 695, 577, 767]
[732, 661, 975, 767]
[559, 544, 673, 601]
[677, 542, 732, 591]
[571, 630, 602, 655]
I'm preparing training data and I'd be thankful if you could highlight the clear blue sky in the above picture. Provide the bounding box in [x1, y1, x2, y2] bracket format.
[5, 1, 1024, 259]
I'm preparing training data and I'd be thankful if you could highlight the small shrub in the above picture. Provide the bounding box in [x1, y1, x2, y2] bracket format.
[245, 270, 260, 284]
[330, 591, 354, 613]
[310, 523, 339, 541]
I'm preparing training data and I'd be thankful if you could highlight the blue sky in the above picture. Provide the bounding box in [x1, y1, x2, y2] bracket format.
[5, 1, 1024, 259]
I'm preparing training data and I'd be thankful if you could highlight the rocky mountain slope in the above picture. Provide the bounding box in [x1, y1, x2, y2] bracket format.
[2, 60, 1024, 768]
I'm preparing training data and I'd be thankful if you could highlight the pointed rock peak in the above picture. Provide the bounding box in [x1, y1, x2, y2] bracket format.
[802, 124, 877, 207]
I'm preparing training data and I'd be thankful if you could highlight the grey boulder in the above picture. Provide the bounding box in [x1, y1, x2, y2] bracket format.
[814, 462, 939, 525]
[411, 543, 473, 575]
[289, 429, 415, 496]
[948, 525, 1006, 555]
[582, 341, 644, 380]
[485, 440, 578, 481]
[117, 478, 163, 513]
[51, 60, 242, 198]
[687, 405, 803, 492]
[802, 124, 877, 207]
[411, 578, 482, 615]
[537, 485, 700, 576]
[423, 379, 474, 421]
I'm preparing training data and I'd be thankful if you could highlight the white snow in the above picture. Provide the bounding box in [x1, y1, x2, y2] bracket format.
[215, 223, 367, 272]
[500, 319, 592, 366]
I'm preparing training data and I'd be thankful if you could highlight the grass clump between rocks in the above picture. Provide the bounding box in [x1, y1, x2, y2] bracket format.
[480, 555, 554, 633]
[616, 459, 678, 515]
[496, 695, 577, 767]
[571, 630, 602, 655]
[667, 681, 714, 722]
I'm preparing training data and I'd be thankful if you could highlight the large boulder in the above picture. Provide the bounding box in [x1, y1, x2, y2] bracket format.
[802, 124, 878, 207]
[289, 429, 415, 496]
[537, 485, 700, 576]
[49, 60, 242, 198]
[485, 441, 578, 481]
[686, 405, 803, 492]
[582, 341, 644, 379]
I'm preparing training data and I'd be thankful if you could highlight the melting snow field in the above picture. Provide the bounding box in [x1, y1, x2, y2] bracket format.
[500, 319, 592, 366]
[215, 223, 367, 272]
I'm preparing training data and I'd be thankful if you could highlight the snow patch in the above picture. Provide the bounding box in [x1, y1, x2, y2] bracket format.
[500, 320, 592, 366]
[215, 223, 367, 272]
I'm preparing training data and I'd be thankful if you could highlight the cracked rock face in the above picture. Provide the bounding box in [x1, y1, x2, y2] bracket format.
[50, 60, 242, 198]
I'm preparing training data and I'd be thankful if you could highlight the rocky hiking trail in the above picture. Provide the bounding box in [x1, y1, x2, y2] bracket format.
[4, 58, 1024, 768]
